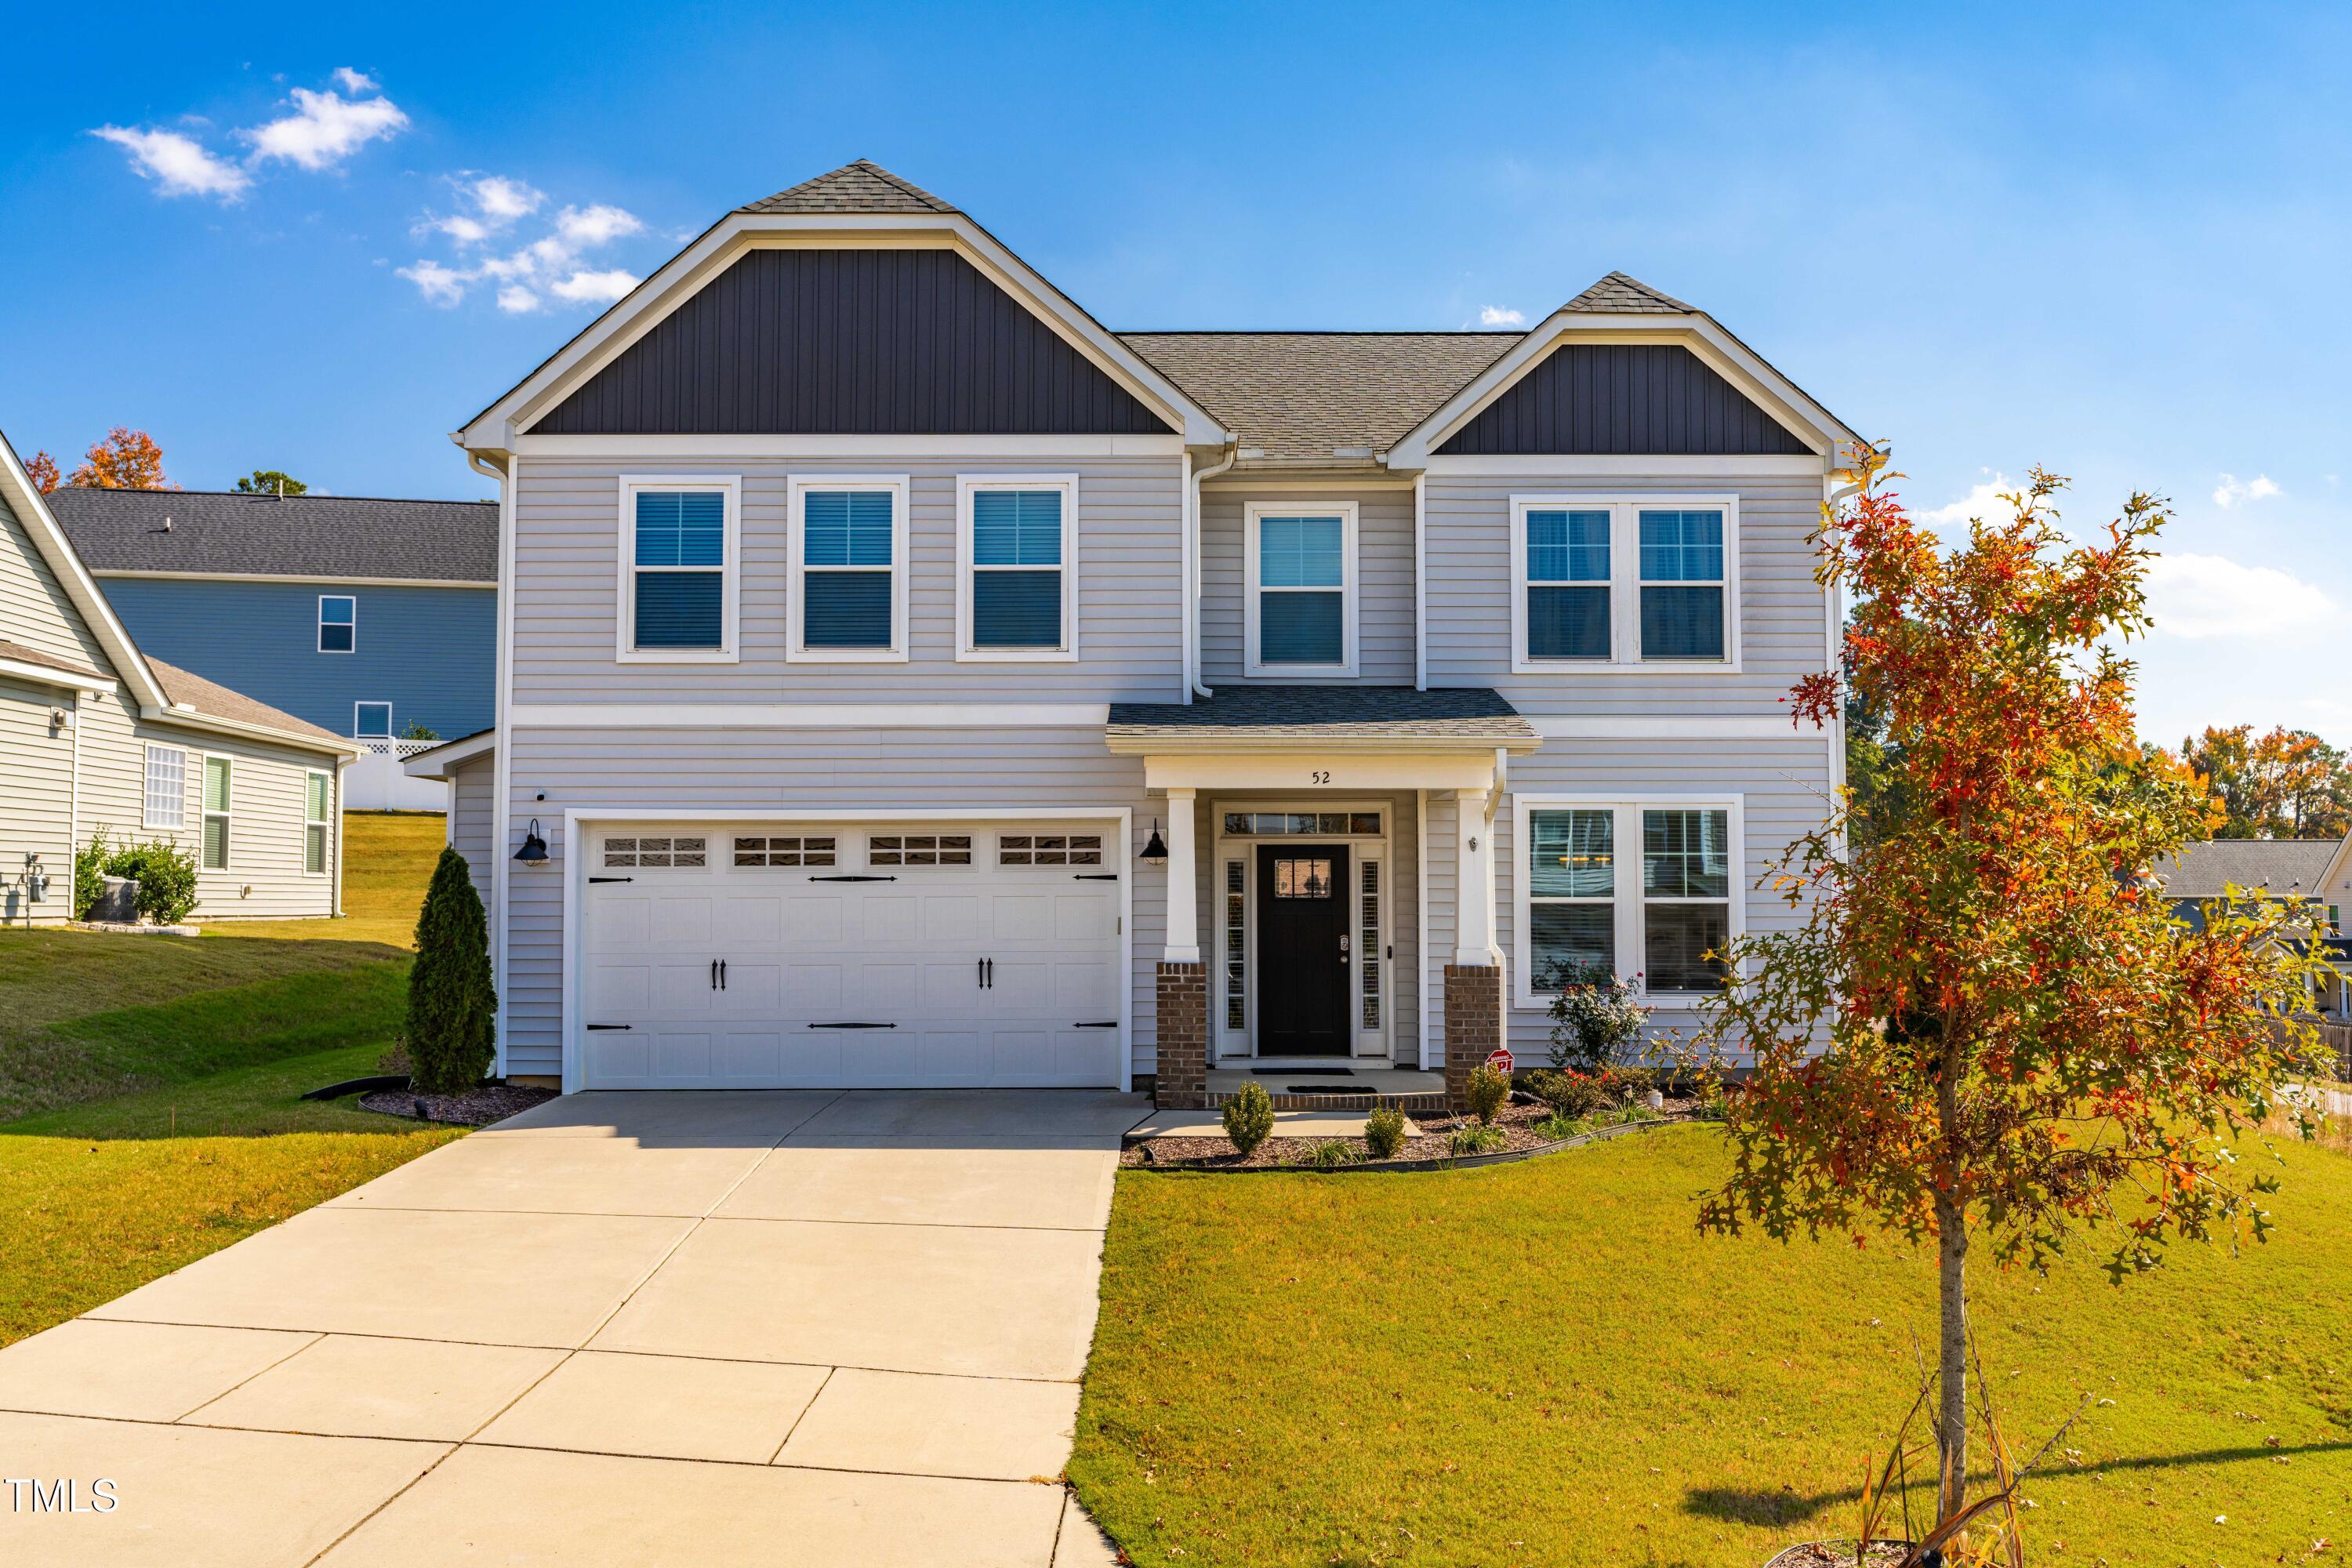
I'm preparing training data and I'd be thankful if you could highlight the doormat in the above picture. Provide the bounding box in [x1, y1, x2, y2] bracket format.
[1255, 1067, 1352, 1076]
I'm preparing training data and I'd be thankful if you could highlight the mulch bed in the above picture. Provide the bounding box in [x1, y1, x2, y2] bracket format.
[358, 1083, 557, 1126]
[1762, 1543, 1918, 1566]
[1121, 1093, 1704, 1170]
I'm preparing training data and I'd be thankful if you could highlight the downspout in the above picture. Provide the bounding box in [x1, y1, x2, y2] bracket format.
[1188, 443, 1239, 699]
[467, 446, 514, 1078]
[1413, 470, 1428, 691]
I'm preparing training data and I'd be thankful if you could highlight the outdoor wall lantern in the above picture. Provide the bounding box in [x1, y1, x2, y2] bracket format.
[514, 818, 550, 866]
[1140, 819, 1168, 866]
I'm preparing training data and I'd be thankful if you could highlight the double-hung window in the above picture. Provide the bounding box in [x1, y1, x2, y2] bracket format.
[318, 595, 355, 653]
[790, 477, 908, 662]
[958, 476, 1076, 659]
[201, 757, 232, 871]
[1510, 496, 1737, 669]
[1245, 503, 1356, 676]
[142, 745, 185, 829]
[303, 771, 330, 875]
[619, 477, 739, 661]
[1517, 797, 1741, 1004]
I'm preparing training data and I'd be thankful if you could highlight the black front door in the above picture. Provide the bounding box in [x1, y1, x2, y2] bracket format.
[1255, 844, 1351, 1056]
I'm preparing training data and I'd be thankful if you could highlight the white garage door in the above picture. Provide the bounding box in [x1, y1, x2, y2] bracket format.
[579, 822, 1123, 1089]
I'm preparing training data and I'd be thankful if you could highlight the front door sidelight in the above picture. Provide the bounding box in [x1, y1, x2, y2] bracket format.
[1255, 843, 1351, 1055]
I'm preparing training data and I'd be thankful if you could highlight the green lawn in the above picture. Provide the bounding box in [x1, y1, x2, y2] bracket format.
[0, 811, 462, 1347]
[1073, 1125, 2352, 1567]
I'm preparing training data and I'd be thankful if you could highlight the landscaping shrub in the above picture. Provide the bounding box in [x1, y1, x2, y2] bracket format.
[1448, 1123, 1505, 1155]
[1465, 1062, 1510, 1125]
[72, 829, 109, 919]
[1221, 1080, 1276, 1156]
[1305, 1139, 1359, 1168]
[102, 837, 198, 924]
[1525, 1069, 1608, 1119]
[1363, 1102, 1407, 1160]
[1531, 1112, 1587, 1141]
[1598, 1064, 1660, 1107]
[406, 847, 496, 1095]
[1543, 959, 1649, 1073]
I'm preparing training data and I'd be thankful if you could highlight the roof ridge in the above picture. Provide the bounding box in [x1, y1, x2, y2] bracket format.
[1561, 270, 1696, 314]
[739, 159, 960, 216]
[850, 158, 957, 212]
[1118, 328, 1523, 339]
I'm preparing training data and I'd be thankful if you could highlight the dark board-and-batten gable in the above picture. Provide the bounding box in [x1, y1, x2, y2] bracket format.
[532, 248, 1175, 436]
[1436, 343, 1811, 456]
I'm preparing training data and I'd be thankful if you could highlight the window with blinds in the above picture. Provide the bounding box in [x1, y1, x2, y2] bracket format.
[630, 488, 729, 652]
[966, 484, 1070, 652]
[1250, 508, 1353, 672]
[797, 486, 899, 652]
[1223, 859, 1247, 1031]
[1359, 860, 1381, 1030]
[1511, 499, 1735, 668]
[1638, 510, 1726, 660]
[1524, 509, 1610, 659]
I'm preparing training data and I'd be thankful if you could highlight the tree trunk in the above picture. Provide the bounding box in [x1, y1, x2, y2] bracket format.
[1933, 1060, 1969, 1530]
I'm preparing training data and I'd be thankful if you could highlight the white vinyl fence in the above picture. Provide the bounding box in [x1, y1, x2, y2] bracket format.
[344, 739, 448, 812]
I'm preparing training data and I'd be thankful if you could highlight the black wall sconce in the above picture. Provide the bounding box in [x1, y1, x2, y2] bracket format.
[1140, 819, 1168, 866]
[514, 818, 549, 866]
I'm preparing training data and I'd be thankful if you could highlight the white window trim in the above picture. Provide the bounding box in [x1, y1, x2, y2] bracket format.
[1512, 793, 1745, 1009]
[954, 474, 1079, 662]
[317, 593, 356, 655]
[354, 701, 394, 739]
[1508, 494, 1741, 673]
[616, 474, 742, 665]
[142, 743, 186, 830]
[303, 769, 332, 877]
[1243, 500, 1359, 678]
[201, 753, 233, 873]
[787, 474, 911, 664]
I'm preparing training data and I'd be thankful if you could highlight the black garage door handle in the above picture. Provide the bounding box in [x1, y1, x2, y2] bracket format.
[1075, 1020, 1120, 1029]
[586, 1023, 633, 1031]
[808, 1022, 896, 1029]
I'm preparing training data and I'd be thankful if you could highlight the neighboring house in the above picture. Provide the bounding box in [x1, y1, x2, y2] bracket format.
[0, 432, 356, 924]
[45, 487, 496, 809]
[416, 159, 1861, 1102]
[2151, 834, 2352, 1018]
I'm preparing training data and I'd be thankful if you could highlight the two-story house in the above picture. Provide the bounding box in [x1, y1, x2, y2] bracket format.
[416, 160, 1857, 1106]
[47, 487, 496, 808]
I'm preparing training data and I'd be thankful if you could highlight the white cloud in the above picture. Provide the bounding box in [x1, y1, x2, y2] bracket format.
[496, 284, 540, 314]
[1478, 305, 1527, 328]
[554, 203, 644, 246]
[244, 81, 408, 170]
[2212, 473, 2281, 509]
[332, 67, 377, 94]
[1918, 475, 2020, 534]
[470, 175, 543, 221]
[2145, 552, 2334, 639]
[396, 259, 466, 306]
[434, 213, 490, 243]
[90, 125, 252, 199]
[551, 268, 638, 303]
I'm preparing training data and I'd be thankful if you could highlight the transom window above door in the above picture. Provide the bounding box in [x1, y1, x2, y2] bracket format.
[1510, 496, 1737, 670]
[620, 478, 739, 662]
[1246, 503, 1356, 676]
[960, 477, 1076, 659]
[1222, 811, 1382, 837]
[791, 477, 909, 662]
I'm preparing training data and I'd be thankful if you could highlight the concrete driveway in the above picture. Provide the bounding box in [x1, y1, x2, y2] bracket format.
[0, 1089, 1145, 1566]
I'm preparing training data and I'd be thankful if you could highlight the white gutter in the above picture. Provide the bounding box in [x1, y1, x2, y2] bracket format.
[138, 703, 362, 760]
[1187, 443, 1239, 700]
[466, 446, 515, 1079]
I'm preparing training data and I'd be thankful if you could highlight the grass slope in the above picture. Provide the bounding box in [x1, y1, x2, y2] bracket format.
[207, 809, 445, 948]
[1073, 1126, 2352, 1567]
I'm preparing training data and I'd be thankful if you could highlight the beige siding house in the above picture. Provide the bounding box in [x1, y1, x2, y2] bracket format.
[0, 435, 357, 925]
[420, 160, 1860, 1106]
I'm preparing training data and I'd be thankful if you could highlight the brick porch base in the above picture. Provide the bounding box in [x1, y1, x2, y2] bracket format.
[1154, 962, 1209, 1109]
[1443, 964, 1503, 1111]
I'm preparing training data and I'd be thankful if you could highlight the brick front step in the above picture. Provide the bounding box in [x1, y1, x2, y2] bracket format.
[1202, 1088, 1453, 1113]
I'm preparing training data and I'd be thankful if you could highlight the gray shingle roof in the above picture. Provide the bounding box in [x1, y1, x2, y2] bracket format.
[1119, 332, 1517, 462]
[146, 655, 347, 746]
[1562, 271, 1694, 314]
[739, 160, 960, 216]
[1107, 686, 1537, 750]
[0, 637, 108, 683]
[2151, 838, 2346, 899]
[44, 488, 497, 584]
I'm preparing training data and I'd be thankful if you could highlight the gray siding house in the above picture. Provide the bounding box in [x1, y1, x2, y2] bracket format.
[422, 160, 1858, 1105]
[0, 434, 358, 926]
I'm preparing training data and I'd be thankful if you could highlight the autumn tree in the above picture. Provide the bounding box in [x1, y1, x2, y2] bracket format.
[66, 427, 174, 491]
[23, 450, 60, 493]
[2173, 724, 2350, 839]
[234, 469, 307, 495]
[1697, 452, 2328, 1538]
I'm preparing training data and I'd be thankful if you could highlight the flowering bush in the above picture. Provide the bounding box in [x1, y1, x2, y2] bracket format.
[1543, 960, 1650, 1073]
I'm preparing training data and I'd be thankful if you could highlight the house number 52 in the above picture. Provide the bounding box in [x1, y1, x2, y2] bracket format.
[1308, 770, 1330, 785]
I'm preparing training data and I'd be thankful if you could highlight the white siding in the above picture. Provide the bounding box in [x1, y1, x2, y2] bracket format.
[0, 681, 75, 924]
[1425, 472, 1831, 713]
[0, 491, 112, 670]
[508, 455, 1185, 703]
[1199, 485, 1417, 686]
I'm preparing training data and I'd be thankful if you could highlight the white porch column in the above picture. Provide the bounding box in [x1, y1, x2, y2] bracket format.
[1163, 787, 1201, 964]
[1454, 786, 1494, 966]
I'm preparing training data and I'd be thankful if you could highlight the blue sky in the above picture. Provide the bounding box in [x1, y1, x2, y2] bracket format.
[3, 2, 2345, 746]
